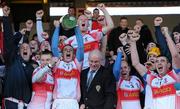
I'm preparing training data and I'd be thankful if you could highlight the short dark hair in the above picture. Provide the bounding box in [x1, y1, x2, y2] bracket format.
[120, 16, 128, 21]
[157, 55, 170, 63]
[172, 24, 180, 43]
[40, 50, 52, 56]
[93, 8, 99, 13]
[136, 18, 144, 23]
[62, 44, 74, 53]
[32, 34, 37, 40]
[68, 6, 75, 10]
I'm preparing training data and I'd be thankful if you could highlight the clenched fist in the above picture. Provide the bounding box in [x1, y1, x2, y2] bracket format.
[154, 17, 163, 26]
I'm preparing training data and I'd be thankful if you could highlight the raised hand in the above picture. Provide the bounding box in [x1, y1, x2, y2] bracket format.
[161, 26, 169, 36]
[3, 6, 10, 16]
[144, 61, 155, 71]
[54, 20, 60, 27]
[119, 33, 127, 42]
[97, 3, 106, 11]
[41, 32, 49, 39]
[84, 10, 92, 19]
[134, 25, 141, 33]
[20, 28, 27, 35]
[128, 30, 140, 42]
[154, 17, 163, 26]
[80, 104, 85, 109]
[26, 19, 33, 31]
[36, 10, 44, 18]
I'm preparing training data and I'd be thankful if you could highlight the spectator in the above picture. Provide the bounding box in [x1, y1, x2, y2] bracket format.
[2, 6, 34, 109]
[80, 49, 117, 109]
[65, 3, 114, 69]
[91, 8, 102, 30]
[135, 18, 153, 49]
[108, 16, 129, 57]
[59, 7, 77, 38]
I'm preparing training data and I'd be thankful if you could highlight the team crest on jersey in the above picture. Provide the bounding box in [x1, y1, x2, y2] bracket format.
[96, 85, 101, 92]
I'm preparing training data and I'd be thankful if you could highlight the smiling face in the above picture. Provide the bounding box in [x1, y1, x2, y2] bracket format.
[89, 54, 101, 71]
[121, 61, 130, 80]
[62, 45, 74, 62]
[155, 56, 170, 76]
[20, 43, 32, 61]
[78, 15, 89, 33]
[88, 50, 102, 71]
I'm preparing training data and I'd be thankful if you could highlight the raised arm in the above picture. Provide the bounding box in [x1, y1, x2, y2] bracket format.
[113, 48, 122, 81]
[3, 6, 13, 42]
[75, 26, 84, 62]
[51, 20, 61, 57]
[130, 31, 147, 77]
[154, 17, 171, 61]
[162, 27, 180, 69]
[2, 6, 17, 65]
[97, 3, 114, 35]
[36, 10, 45, 43]
[84, 10, 92, 31]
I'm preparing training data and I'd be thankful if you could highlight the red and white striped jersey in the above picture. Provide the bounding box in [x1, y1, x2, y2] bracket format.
[53, 60, 81, 101]
[28, 66, 54, 109]
[144, 70, 178, 109]
[65, 29, 103, 69]
[117, 76, 144, 109]
[144, 70, 158, 109]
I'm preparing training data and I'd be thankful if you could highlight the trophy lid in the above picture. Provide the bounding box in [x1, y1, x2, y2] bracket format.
[61, 14, 77, 30]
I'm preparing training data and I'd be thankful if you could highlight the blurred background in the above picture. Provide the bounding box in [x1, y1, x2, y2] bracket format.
[1, 0, 180, 39]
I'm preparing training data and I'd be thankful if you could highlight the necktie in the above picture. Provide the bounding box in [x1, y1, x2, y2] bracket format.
[87, 70, 95, 90]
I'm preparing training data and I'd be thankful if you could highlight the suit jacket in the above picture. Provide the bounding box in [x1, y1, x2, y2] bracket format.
[80, 66, 117, 109]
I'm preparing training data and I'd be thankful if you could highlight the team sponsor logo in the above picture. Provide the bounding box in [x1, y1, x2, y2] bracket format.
[152, 84, 176, 98]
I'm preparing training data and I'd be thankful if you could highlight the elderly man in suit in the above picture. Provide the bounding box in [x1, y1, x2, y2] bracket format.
[80, 49, 117, 109]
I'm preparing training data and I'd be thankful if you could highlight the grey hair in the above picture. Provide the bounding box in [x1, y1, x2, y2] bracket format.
[88, 49, 105, 65]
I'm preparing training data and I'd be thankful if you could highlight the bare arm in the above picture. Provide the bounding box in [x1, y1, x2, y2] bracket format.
[162, 27, 180, 69]
[130, 31, 147, 77]
[97, 4, 114, 35]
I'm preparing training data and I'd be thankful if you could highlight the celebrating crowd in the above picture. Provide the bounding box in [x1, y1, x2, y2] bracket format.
[0, 3, 179, 109]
